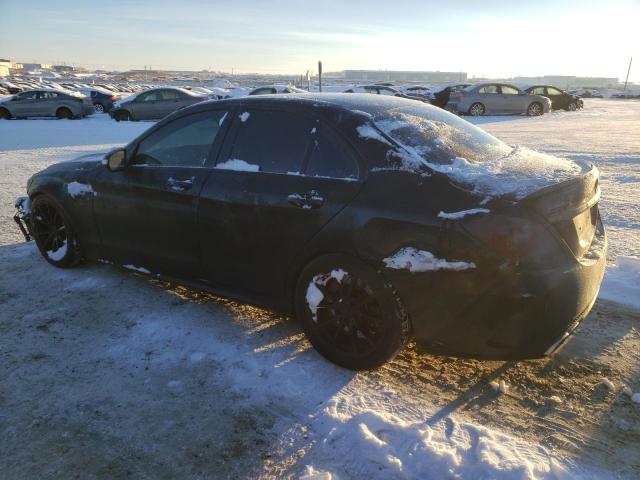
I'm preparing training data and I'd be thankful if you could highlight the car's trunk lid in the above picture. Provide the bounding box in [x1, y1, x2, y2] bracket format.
[518, 164, 600, 258]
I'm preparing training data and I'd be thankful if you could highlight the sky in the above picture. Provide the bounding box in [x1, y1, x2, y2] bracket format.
[1, 0, 639, 82]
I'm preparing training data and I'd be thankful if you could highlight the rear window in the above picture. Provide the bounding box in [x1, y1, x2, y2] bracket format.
[373, 104, 511, 165]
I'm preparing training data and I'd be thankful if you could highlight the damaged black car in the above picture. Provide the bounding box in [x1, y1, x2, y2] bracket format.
[15, 94, 607, 370]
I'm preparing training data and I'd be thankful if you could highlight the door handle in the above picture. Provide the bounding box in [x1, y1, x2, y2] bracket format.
[167, 177, 194, 191]
[288, 190, 324, 209]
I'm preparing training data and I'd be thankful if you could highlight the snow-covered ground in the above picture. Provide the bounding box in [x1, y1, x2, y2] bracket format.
[1, 100, 639, 479]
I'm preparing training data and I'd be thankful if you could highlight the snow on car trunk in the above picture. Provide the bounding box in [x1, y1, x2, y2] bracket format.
[373, 106, 587, 200]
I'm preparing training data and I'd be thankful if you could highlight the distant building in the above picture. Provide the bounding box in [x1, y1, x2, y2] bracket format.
[0, 59, 11, 77]
[512, 75, 619, 89]
[53, 65, 75, 73]
[19, 63, 52, 72]
[344, 70, 467, 83]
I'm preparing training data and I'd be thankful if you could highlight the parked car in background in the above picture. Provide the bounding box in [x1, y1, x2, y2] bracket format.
[343, 85, 424, 101]
[109, 87, 207, 121]
[447, 83, 551, 116]
[0, 86, 10, 96]
[78, 87, 121, 113]
[524, 85, 583, 111]
[15, 93, 606, 370]
[399, 85, 433, 102]
[0, 81, 23, 94]
[0, 89, 94, 119]
[248, 85, 308, 95]
[569, 88, 603, 98]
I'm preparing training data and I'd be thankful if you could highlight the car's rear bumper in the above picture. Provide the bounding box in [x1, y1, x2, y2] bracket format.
[383, 225, 607, 359]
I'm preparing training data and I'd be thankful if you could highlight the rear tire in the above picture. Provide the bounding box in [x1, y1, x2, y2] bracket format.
[30, 195, 82, 268]
[295, 255, 410, 370]
[94, 103, 105, 113]
[527, 102, 543, 116]
[566, 102, 577, 111]
[0, 108, 11, 119]
[468, 102, 485, 116]
[56, 107, 72, 119]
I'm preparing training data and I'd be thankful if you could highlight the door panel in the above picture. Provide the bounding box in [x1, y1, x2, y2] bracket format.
[197, 108, 363, 301]
[93, 166, 210, 277]
[92, 109, 230, 277]
[198, 173, 361, 299]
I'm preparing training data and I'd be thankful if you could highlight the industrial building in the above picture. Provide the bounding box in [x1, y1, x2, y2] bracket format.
[344, 70, 467, 83]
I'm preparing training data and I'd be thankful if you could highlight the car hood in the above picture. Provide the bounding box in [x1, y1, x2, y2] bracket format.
[36, 152, 107, 176]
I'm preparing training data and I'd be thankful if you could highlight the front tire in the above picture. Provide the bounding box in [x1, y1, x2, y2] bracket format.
[30, 195, 82, 268]
[56, 107, 72, 119]
[94, 103, 105, 113]
[566, 102, 577, 111]
[527, 102, 543, 116]
[295, 255, 410, 370]
[0, 108, 11, 119]
[114, 110, 131, 122]
[468, 102, 485, 116]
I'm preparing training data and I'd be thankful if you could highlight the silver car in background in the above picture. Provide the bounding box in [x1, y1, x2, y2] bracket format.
[0, 89, 94, 119]
[447, 83, 551, 116]
[108, 87, 207, 121]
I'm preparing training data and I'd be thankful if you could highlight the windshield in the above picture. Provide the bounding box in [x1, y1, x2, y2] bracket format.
[373, 105, 512, 165]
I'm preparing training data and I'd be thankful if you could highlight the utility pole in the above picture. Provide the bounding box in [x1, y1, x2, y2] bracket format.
[318, 61, 323, 92]
[623, 57, 633, 93]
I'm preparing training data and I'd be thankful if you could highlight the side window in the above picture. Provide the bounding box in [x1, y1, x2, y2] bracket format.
[138, 91, 158, 102]
[547, 87, 562, 95]
[306, 125, 358, 179]
[531, 87, 546, 95]
[224, 110, 314, 174]
[17, 91, 38, 101]
[134, 110, 227, 167]
[41, 92, 59, 99]
[159, 89, 180, 100]
[479, 85, 499, 94]
[500, 85, 519, 95]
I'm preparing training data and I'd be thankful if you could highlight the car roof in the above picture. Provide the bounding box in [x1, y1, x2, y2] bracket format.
[181, 92, 447, 122]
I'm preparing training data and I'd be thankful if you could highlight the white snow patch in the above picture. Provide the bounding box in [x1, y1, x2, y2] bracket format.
[438, 208, 490, 220]
[215, 159, 260, 172]
[218, 112, 228, 126]
[189, 352, 206, 363]
[601, 377, 616, 392]
[167, 380, 182, 388]
[490, 380, 509, 394]
[383, 247, 475, 272]
[300, 402, 565, 479]
[67, 181, 95, 198]
[46, 240, 67, 261]
[621, 385, 633, 397]
[305, 270, 348, 322]
[632, 393, 640, 404]
[239, 111, 250, 122]
[300, 466, 332, 480]
[123, 264, 151, 274]
[14, 196, 31, 214]
[599, 256, 640, 309]
[356, 125, 392, 146]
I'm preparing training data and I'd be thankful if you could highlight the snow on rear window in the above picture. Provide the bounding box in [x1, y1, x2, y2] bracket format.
[373, 106, 585, 199]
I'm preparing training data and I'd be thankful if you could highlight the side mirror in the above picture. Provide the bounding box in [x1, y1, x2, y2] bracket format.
[104, 148, 127, 172]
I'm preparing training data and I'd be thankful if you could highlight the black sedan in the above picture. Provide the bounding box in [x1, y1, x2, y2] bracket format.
[14, 94, 606, 370]
[525, 85, 584, 111]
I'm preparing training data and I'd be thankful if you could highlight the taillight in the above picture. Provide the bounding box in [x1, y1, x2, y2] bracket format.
[110, 96, 117, 101]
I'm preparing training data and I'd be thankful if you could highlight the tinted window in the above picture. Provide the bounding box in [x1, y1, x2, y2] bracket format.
[225, 110, 314, 174]
[134, 110, 227, 167]
[158, 89, 181, 100]
[501, 85, 519, 95]
[251, 87, 277, 95]
[138, 91, 159, 102]
[479, 85, 499, 94]
[306, 125, 358, 179]
[16, 91, 38, 101]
